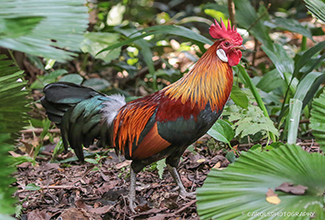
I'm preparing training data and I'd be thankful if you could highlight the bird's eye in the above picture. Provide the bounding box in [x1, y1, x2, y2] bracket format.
[224, 42, 230, 46]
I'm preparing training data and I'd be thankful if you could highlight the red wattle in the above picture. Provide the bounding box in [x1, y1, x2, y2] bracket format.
[228, 50, 242, 66]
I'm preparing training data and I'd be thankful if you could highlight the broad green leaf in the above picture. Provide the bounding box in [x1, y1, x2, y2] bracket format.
[287, 99, 303, 144]
[208, 119, 234, 146]
[98, 25, 213, 55]
[59, 74, 83, 84]
[230, 85, 249, 109]
[256, 69, 286, 93]
[269, 17, 313, 40]
[310, 89, 325, 152]
[81, 32, 121, 63]
[197, 144, 325, 219]
[82, 78, 111, 91]
[30, 69, 68, 89]
[294, 71, 325, 108]
[304, 0, 325, 23]
[0, 16, 44, 38]
[0, 0, 88, 62]
[294, 41, 325, 76]
[261, 43, 294, 79]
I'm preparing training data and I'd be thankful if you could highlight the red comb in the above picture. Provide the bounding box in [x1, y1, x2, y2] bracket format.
[209, 18, 242, 45]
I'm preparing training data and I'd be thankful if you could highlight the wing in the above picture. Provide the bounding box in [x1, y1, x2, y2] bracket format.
[112, 94, 171, 160]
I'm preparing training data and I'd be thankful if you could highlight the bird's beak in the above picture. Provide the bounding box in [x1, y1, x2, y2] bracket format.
[234, 45, 246, 50]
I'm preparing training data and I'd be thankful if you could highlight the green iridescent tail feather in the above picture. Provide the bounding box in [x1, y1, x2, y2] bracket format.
[41, 82, 125, 161]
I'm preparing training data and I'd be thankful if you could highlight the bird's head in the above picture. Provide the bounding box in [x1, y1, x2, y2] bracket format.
[209, 19, 244, 66]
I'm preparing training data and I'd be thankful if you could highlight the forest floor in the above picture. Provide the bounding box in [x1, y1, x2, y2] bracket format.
[13, 134, 232, 220]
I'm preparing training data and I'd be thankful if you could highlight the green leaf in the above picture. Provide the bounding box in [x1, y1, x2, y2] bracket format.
[294, 71, 325, 108]
[225, 151, 236, 163]
[304, 0, 325, 23]
[207, 119, 234, 146]
[25, 183, 41, 191]
[294, 41, 325, 76]
[116, 28, 157, 89]
[81, 32, 121, 63]
[287, 99, 303, 144]
[85, 158, 98, 165]
[157, 159, 166, 179]
[0, 133, 16, 214]
[256, 69, 286, 93]
[0, 16, 44, 38]
[224, 105, 279, 139]
[98, 25, 213, 55]
[82, 78, 111, 91]
[59, 74, 83, 84]
[197, 144, 325, 219]
[270, 17, 313, 40]
[234, 65, 277, 142]
[310, 89, 325, 152]
[230, 85, 249, 109]
[30, 69, 68, 89]
[261, 43, 294, 79]
[0, 0, 89, 62]
[0, 54, 29, 139]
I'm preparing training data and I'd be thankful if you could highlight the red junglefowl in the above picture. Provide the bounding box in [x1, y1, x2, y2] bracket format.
[41, 19, 244, 212]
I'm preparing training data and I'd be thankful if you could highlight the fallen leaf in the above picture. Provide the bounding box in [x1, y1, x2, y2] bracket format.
[89, 205, 114, 214]
[27, 209, 52, 220]
[212, 161, 221, 169]
[275, 182, 308, 195]
[9, 151, 23, 157]
[115, 160, 131, 169]
[291, 185, 308, 195]
[266, 188, 277, 197]
[266, 196, 281, 205]
[196, 158, 206, 163]
[266, 188, 281, 205]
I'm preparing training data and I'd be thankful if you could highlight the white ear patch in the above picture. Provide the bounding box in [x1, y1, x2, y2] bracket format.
[217, 49, 228, 63]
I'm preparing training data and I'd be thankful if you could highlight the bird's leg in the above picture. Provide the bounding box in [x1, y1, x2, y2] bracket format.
[167, 164, 196, 199]
[128, 167, 137, 213]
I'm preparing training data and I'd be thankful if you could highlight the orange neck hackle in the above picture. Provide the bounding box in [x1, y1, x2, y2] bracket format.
[163, 41, 233, 112]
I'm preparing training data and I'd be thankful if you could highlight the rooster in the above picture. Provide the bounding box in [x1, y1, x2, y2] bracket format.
[41, 19, 244, 212]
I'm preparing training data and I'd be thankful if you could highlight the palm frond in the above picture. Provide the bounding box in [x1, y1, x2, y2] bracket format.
[197, 144, 325, 219]
[0, 0, 88, 62]
[310, 89, 325, 152]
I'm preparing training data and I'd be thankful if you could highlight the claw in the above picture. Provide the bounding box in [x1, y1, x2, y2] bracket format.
[167, 164, 196, 200]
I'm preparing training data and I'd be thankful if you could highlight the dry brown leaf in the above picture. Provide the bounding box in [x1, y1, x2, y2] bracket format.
[115, 160, 131, 169]
[266, 188, 281, 205]
[212, 161, 221, 169]
[266, 196, 281, 205]
[196, 158, 206, 163]
[275, 182, 308, 195]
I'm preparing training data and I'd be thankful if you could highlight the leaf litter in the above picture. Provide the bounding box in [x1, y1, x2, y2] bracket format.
[13, 137, 229, 220]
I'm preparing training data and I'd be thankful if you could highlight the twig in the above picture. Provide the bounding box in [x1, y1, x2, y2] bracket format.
[20, 128, 61, 134]
[246, 3, 271, 33]
[174, 199, 196, 214]
[228, 0, 236, 26]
